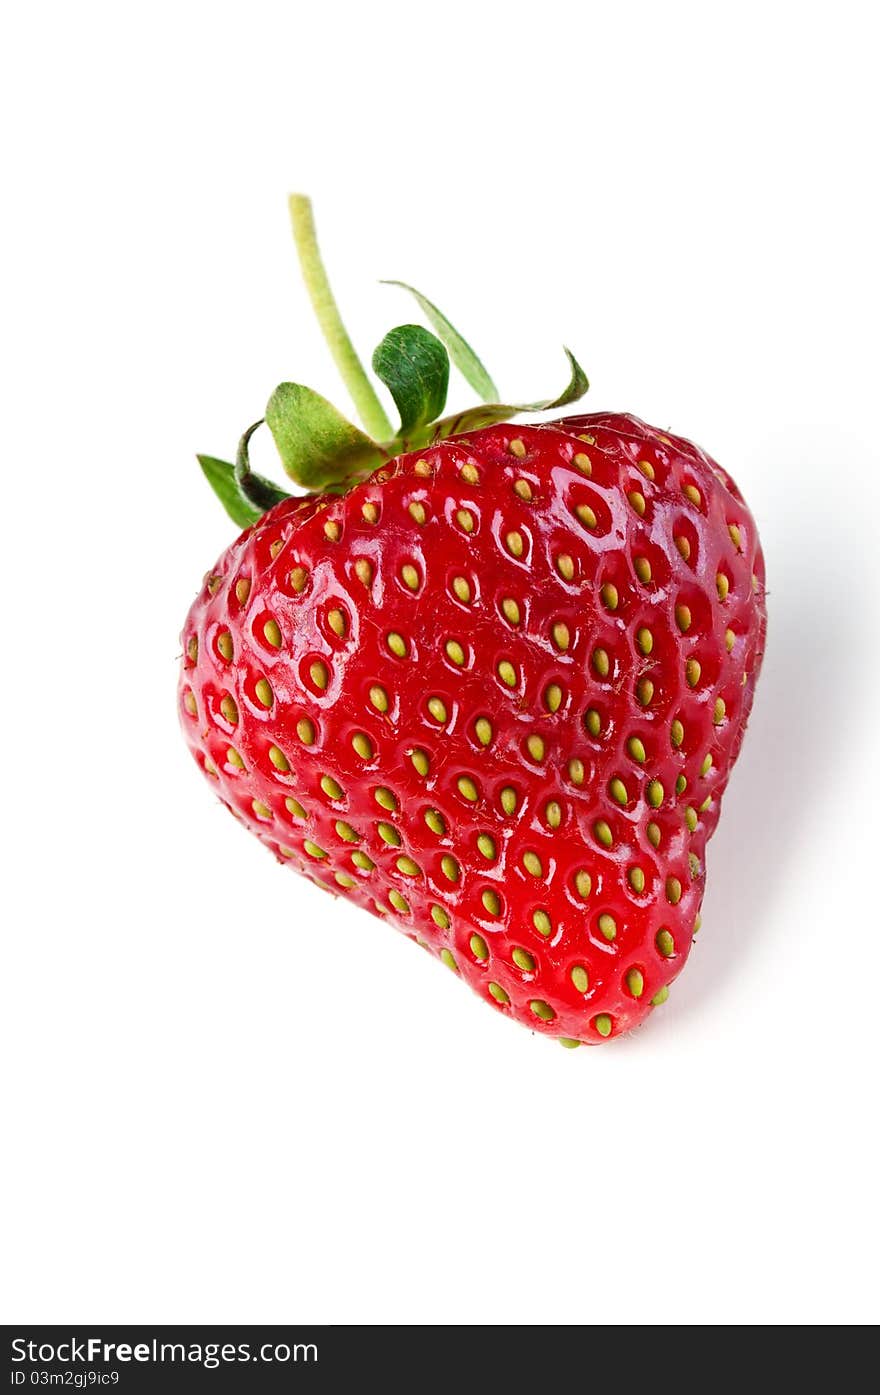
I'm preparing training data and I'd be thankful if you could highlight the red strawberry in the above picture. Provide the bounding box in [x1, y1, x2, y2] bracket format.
[178, 198, 766, 1045]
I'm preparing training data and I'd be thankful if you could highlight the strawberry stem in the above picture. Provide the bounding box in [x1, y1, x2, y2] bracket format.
[288, 195, 394, 443]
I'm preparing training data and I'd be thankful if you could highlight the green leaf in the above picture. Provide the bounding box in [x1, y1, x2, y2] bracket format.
[234, 421, 293, 514]
[381, 281, 499, 402]
[197, 455, 265, 529]
[428, 347, 589, 442]
[266, 382, 387, 490]
[371, 325, 450, 438]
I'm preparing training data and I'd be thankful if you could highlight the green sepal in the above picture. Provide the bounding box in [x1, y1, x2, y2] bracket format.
[197, 454, 269, 529]
[381, 282, 499, 403]
[427, 347, 589, 443]
[372, 325, 450, 437]
[265, 382, 387, 490]
[235, 421, 292, 514]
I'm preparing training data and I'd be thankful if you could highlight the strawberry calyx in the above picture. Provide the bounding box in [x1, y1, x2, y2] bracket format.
[199, 196, 589, 526]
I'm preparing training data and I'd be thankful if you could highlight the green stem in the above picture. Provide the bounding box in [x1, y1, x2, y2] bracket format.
[288, 195, 393, 442]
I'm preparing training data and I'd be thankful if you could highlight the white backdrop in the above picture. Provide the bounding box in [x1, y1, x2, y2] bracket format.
[2, 0, 877, 1325]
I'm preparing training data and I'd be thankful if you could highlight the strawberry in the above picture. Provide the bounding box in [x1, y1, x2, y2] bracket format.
[179, 197, 766, 1045]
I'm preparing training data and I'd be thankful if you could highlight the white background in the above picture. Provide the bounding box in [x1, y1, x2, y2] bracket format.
[2, 0, 878, 1326]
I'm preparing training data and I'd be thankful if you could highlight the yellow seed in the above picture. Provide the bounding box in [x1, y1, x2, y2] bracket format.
[676, 774, 687, 795]
[574, 870, 592, 899]
[573, 451, 592, 475]
[446, 639, 466, 666]
[647, 821, 661, 848]
[552, 621, 571, 651]
[729, 523, 742, 549]
[526, 734, 545, 762]
[585, 708, 601, 737]
[686, 658, 702, 688]
[324, 519, 341, 542]
[575, 502, 597, 528]
[523, 851, 543, 877]
[716, 572, 730, 601]
[183, 690, 197, 716]
[310, 660, 329, 690]
[304, 840, 327, 859]
[666, 877, 682, 905]
[424, 809, 445, 835]
[335, 821, 360, 843]
[689, 852, 702, 878]
[694, 913, 702, 933]
[752, 573, 760, 593]
[506, 530, 525, 557]
[626, 968, 645, 998]
[670, 719, 684, 748]
[452, 575, 471, 603]
[396, 856, 420, 877]
[255, 677, 273, 708]
[544, 683, 563, 713]
[458, 776, 479, 802]
[500, 787, 517, 815]
[470, 933, 489, 961]
[226, 746, 244, 769]
[386, 632, 408, 658]
[460, 462, 480, 484]
[609, 777, 628, 806]
[533, 910, 552, 936]
[568, 758, 585, 785]
[441, 855, 460, 882]
[409, 747, 429, 776]
[488, 982, 509, 1004]
[530, 999, 555, 1022]
[647, 779, 664, 808]
[335, 872, 356, 889]
[354, 558, 374, 587]
[289, 566, 308, 593]
[683, 483, 702, 507]
[318, 775, 342, 800]
[370, 684, 390, 713]
[186, 636, 198, 663]
[636, 627, 653, 655]
[628, 736, 646, 763]
[327, 608, 347, 637]
[456, 508, 475, 533]
[637, 458, 655, 481]
[675, 535, 691, 562]
[217, 630, 234, 660]
[374, 787, 397, 811]
[594, 1014, 613, 1038]
[637, 677, 654, 706]
[701, 752, 713, 776]
[352, 732, 373, 760]
[594, 820, 613, 848]
[656, 928, 675, 956]
[389, 890, 410, 914]
[544, 801, 562, 829]
[408, 501, 427, 524]
[712, 696, 727, 726]
[351, 851, 375, 872]
[725, 627, 736, 652]
[634, 556, 652, 584]
[685, 806, 698, 832]
[571, 965, 590, 993]
[440, 948, 458, 972]
[497, 660, 517, 687]
[627, 490, 646, 517]
[508, 438, 527, 459]
[285, 797, 307, 820]
[269, 745, 289, 772]
[431, 905, 450, 929]
[513, 947, 535, 972]
[206, 575, 222, 595]
[628, 866, 646, 894]
[601, 582, 619, 611]
[501, 598, 521, 625]
[651, 985, 670, 1007]
[219, 694, 239, 725]
[473, 716, 493, 747]
[598, 912, 617, 941]
[401, 563, 420, 591]
[675, 604, 692, 633]
[377, 822, 400, 846]
[482, 889, 501, 916]
[264, 619, 282, 649]
[477, 833, 496, 861]
[592, 648, 610, 678]
[361, 501, 380, 524]
[556, 552, 575, 581]
[427, 696, 447, 723]
[414, 458, 432, 478]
